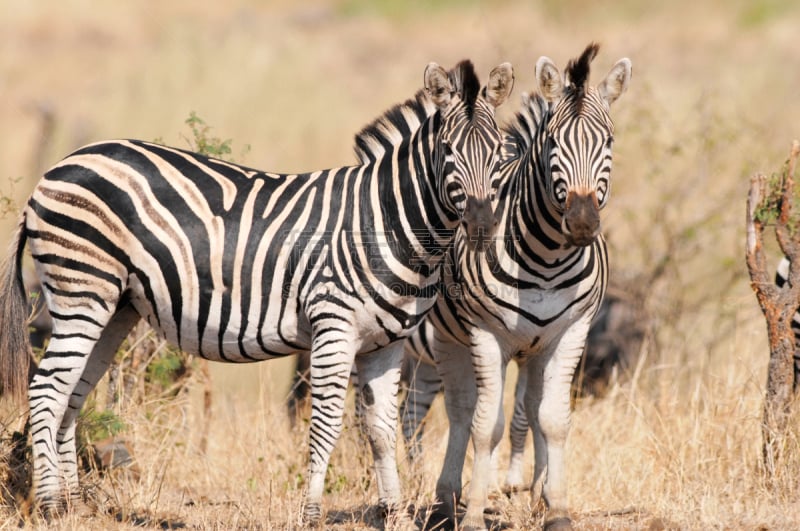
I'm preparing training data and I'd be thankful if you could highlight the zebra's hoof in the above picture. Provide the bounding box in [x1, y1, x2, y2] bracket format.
[380, 501, 413, 529]
[34, 500, 66, 521]
[378, 500, 402, 517]
[460, 512, 488, 531]
[303, 503, 323, 526]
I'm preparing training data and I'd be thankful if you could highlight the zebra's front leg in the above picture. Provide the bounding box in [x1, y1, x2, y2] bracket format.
[505, 359, 529, 491]
[461, 331, 506, 531]
[525, 320, 591, 530]
[303, 326, 357, 525]
[355, 342, 405, 521]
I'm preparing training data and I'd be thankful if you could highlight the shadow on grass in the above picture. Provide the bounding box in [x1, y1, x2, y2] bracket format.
[109, 508, 187, 529]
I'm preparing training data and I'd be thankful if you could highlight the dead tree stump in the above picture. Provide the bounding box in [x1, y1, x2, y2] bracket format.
[745, 140, 800, 476]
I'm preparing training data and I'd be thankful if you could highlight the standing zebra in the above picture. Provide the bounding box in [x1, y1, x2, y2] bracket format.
[401, 285, 647, 487]
[774, 257, 800, 390]
[406, 44, 631, 530]
[0, 60, 515, 523]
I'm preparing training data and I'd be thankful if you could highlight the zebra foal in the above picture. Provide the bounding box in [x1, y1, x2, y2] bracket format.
[404, 44, 631, 530]
[0, 60, 514, 524]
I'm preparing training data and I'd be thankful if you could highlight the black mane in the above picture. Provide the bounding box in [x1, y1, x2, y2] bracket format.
[449, 60, 481, 120]
[353, 89, 436, 163]
[566, 42, 600, 109]
[503, 92, 547, 152]
[353, 60, 482, 163]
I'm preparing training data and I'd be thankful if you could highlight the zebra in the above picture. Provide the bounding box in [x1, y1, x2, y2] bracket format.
[773, 257, 800, 390]
[404, 44, 631, 530]
[401, 285, 646, 487]
[0, 59, 515, 523]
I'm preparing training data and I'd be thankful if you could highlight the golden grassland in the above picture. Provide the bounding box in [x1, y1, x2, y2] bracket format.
[1, 0, 800, 528]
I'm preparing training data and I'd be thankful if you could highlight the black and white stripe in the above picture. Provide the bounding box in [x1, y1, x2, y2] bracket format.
[0, 60, 515, 522]
[403, 44, 632, 529]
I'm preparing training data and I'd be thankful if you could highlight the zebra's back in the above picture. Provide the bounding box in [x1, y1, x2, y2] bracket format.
[4, 59, 517, 523]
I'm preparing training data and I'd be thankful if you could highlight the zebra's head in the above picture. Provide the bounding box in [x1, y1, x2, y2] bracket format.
[425, 60, 514, 251]
[535, 43, 631, 247]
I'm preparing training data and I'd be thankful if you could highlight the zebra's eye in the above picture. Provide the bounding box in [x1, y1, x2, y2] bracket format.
[554, 181, 568, 204]
[597, 180, 609, 205]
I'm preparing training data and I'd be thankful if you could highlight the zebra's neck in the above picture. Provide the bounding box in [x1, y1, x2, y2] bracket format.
[353, 97, 460, 277]
[491, 138, 575, 270]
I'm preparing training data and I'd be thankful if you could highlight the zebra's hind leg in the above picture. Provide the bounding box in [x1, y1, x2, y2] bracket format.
[399, 355, 441, 462]
[355, 343, 405, 521]
[302, 323, 357, 525]
[28, 297, 135, 518]
[57, 305, 140, 509]
[432, 340, 475, 524]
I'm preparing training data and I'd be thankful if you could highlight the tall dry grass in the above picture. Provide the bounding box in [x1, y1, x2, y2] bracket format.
[1, 0, 800, 528]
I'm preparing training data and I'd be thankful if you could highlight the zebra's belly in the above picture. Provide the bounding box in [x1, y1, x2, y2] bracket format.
[129, 290, 311, 362]
[130, 283, 436, 361]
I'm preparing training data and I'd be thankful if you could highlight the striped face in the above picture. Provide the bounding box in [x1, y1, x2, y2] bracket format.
[425, 61, 514, 251]
[536, 43, 631, 247]
[545, 89, 614, 212]
[437, 97, 505, 248]
[544, 88, 615, 245]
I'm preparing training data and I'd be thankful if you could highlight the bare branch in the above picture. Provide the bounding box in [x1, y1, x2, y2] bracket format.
[746, 174, 770, 290]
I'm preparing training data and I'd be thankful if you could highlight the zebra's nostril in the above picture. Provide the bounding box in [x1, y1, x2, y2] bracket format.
[562, 192, 601, 246]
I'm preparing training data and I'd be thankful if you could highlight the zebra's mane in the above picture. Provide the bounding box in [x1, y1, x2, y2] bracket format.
[565, 42, 600, 109]
[353, 90, 436, 163]
[502, 91, 547, 151]
[353, 61, 482, 164]
[504, 42, 602, 148]
[448, 60, 481, 120]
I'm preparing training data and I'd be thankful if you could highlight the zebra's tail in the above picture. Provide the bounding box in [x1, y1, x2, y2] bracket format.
[0, 215, 32, 404]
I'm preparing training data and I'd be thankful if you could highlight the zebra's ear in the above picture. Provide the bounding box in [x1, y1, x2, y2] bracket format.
[535, 56, 563, 102]
[425, 62, 455, 110]
[484, 62, 515, 109]
[598, 58, 632, 105]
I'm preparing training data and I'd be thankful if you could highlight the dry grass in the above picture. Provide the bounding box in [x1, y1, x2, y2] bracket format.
[2, 0, 800, 529]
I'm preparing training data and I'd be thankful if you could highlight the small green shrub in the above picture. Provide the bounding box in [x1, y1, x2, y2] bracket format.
[184, 111, 233, 159]
[0, 177, 22, 219]
[78, 407, 126, 445]
[753, 159, 800, 235]
[183, 111, 250, 162]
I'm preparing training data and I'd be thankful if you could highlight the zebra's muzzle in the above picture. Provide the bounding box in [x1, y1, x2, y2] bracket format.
[462, 196, 498, 252]
[562, 191, 600, 247]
